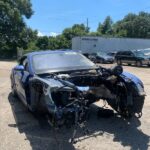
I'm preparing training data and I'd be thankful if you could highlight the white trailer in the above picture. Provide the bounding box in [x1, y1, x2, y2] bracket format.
[72, 36, 150, 53]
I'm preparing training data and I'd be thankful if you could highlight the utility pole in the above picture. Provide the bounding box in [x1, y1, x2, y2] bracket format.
[86, 18, 89, 33]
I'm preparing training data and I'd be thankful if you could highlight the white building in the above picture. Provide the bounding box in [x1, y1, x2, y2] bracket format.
[72, 36, 150, 53]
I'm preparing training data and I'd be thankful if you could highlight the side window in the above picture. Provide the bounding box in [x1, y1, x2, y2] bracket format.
[120, 52, 126, 56]
[117, 52, 122, 55]
[122, 51, 130, 56]
[126, 51, 134, 56]
[20, 57, 29, 72]
[124, 52, 130, 56]
[130, 52, 135, 56]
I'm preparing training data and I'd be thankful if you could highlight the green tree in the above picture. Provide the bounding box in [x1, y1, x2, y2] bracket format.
[62, 24, 88, 48]
[48, 35, 70, 50]
[97, 22, 102, 35]
[36, 36, 49, 50]
[114, 12, 150, 38]
[63, 24, 88, 40]
[97, 16, 113, 35]
[0, 0, 33, 56]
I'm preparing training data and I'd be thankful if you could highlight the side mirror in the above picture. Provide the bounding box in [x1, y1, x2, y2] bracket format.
[14, 65, 24, 71]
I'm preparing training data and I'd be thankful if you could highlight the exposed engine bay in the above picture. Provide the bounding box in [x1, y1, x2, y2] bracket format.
[29, 66, 144, 134]
[51, 70, 117, 107]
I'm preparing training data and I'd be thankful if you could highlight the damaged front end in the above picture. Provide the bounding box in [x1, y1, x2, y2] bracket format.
[29, 66, 145, 129]
[27, 65, 145, 143]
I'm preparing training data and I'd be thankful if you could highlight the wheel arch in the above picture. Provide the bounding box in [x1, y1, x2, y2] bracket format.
[120, 71, 145, 96]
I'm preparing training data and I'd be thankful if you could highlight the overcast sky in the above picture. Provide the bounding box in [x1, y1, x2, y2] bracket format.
[26, 0, 150, 36]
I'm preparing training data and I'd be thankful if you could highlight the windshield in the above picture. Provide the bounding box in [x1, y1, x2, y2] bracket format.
[142, 50, 150, 56]
[134, 50, 150, 57]
[32, 52, 96, 74]
[97, 52, 107, 56]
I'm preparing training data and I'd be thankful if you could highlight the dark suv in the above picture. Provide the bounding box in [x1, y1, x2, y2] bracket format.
[115, 50, 150, 67]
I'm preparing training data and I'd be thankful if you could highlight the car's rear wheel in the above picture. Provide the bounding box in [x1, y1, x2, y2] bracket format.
[117, 59, 122, 65]
[99, 59, 104, 64]
[136, 61, 142, 67]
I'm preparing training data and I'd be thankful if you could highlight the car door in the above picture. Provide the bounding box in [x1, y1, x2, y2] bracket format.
[125, 51, 136, 64]
[119, 51, 126, 63]
[14, 57, 30, 105]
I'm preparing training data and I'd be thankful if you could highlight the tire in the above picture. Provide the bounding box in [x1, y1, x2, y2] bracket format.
[92, 59, 96, 63]
[106, 84, 145, 118]
[117, 59, 122, 65]
[132, 96, 145, 114]
[99, 59, 104, 64]
[119, 95, 144, 118]
[136, 61, 142, 67]
[11, 83, 18, 97]
[12, 89, 17, 97]
[126, 84, 145, 118]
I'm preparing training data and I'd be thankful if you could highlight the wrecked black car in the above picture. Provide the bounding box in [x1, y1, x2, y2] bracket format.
[10, 50, 145, 141]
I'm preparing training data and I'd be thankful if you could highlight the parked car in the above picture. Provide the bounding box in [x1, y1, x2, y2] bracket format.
[83, 52, 115, 64]
[91, 52, 114, 63]
[11, 50, 145, 142]
[82, 53, 97, 62]
[107, 52, 117, 57]
[115, 50, 150, 67]
[82, 53, 89, 58]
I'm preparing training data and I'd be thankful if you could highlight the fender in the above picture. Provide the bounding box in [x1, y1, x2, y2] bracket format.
[120, 71, 146, 96]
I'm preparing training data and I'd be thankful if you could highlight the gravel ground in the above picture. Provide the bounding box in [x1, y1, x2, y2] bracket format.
[0, 61, 150, 150]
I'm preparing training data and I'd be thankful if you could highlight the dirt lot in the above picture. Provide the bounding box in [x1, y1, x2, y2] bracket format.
[0, 61, 150, 150]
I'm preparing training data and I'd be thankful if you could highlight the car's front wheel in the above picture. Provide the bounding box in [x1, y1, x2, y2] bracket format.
[10, 75, 17, 97]
[11, 84, 17, 97]
[121, 88, 145, 118]
[132, 95, 145, 116]
[136, 61, 142, 67]
[106, 85, 145, 118]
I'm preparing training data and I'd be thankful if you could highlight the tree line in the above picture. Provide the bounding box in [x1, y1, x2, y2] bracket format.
[1, 0, 150, 58]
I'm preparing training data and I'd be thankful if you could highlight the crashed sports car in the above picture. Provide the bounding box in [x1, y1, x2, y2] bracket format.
[11, 50, 145, 140]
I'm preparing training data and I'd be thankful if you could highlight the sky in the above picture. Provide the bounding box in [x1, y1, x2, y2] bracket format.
[26, 0, 150, 36]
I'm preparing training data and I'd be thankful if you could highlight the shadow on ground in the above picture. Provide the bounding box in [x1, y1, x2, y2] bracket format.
[8, 93, 149, 150]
